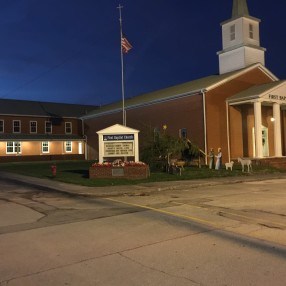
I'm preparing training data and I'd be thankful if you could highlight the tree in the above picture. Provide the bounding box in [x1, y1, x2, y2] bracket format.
[140, 126, 189, 171]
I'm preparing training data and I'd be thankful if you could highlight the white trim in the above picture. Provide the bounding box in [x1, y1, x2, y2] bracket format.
[227, 80, 286, 105]
[30, 120, 37, 133]
[207, 64, 278, 92]
[6, 141, 21, 154]
[45, 121, 52, 134]
[41, 141, 49, 153]
[65, 141, 72, 153]
[65, 122, 72, 134]
[13, 120, 21, 133]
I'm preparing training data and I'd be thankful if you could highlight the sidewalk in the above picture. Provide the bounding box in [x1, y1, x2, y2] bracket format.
[1, 171, 286, 197]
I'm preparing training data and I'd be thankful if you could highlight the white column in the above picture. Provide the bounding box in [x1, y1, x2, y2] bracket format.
[273, 102, 282, 157]
[254, 101, 263, 158]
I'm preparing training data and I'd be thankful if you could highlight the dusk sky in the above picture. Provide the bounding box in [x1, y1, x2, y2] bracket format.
[1, 0, 286, 106]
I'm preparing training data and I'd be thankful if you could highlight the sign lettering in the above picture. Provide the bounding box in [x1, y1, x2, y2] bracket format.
[268, 94, 286, 101]
[104, 142, 134, 157]
[103, 134, 134, 141]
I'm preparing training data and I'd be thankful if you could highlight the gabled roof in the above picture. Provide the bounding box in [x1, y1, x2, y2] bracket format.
[227, 81, 286, 104]
[82, 63, 278, 119]
[97, 124, 139, 134]
[0, 98, 98, 118]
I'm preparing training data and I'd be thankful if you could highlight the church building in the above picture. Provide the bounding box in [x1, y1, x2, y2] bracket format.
[83, 0, 286, 166]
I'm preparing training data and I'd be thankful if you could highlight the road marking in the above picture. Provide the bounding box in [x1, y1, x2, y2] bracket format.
[170, 201, 286, 229]
[105, 197, 218, 227]
[105, 198, 286, 230]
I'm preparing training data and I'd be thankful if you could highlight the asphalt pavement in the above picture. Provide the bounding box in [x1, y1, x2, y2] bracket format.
[1, 170, 286, 197]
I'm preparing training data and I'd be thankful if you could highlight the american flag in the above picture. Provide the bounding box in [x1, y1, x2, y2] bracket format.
[121, 36, 133, 53]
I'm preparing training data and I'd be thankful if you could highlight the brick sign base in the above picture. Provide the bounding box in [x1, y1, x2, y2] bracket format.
[89, 166, 150, 180]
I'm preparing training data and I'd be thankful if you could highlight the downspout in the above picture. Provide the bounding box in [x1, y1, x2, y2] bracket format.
[226, 101, 230, 163]
[202, 89, 208, 165]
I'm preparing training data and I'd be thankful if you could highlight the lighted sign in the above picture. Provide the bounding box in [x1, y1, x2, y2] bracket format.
[104, 142, 134, 157]
[103, 134, 134, 141]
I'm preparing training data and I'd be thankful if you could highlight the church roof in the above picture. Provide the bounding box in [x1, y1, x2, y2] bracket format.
[232, 0, 249, 18]
[82, 71, 238, 119]
[82, 64, 278, 119]
[221, 0, 259, 25]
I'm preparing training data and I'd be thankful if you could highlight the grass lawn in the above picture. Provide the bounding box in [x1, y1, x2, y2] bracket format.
[0, 160, 284, 187]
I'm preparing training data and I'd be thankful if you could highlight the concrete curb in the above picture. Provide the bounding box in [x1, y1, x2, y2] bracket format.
[1, 171, 286, 198]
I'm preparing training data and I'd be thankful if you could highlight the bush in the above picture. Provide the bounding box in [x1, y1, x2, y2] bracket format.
[140, 127, 202, 171]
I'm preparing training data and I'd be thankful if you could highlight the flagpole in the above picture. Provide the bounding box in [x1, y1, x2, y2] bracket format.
[117, 4, 126, 126]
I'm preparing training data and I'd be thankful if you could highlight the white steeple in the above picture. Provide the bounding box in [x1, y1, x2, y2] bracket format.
[217, 0, 266, 74]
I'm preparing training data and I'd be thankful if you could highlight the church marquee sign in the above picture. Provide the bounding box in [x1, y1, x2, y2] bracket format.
[97, 124, 139, 163]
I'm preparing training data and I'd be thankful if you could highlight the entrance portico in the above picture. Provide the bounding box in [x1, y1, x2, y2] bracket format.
[227, 81, 286, 160]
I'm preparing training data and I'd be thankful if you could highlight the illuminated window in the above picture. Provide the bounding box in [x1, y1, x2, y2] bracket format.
[6, 141, 21, 154]
[45, 121, 52, 133]
[13, 120, 21, 133]
[30, 121, 37, 133]
[65, 122, 72, 134]
[42, 141, 49, 153]
[65, 141, 72, 152]
[0, 120, 4, 133]
[230, 24, 235, 41]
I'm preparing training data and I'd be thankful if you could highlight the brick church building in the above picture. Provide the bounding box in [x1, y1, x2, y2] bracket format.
[83, 0, 286, 166]
[2, 0, 285, 166]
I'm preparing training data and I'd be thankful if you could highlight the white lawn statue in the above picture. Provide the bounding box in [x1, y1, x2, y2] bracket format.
[238, 157, 252, 172]
[225, 161, 234, 171]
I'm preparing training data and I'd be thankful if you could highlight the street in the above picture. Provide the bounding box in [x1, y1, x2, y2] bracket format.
[1, 176, 286, 285]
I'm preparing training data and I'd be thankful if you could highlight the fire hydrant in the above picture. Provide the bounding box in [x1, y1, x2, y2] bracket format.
[51, 164, 57, 177]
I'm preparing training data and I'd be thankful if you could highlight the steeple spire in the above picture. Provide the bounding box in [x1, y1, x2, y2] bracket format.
[217, 0, 266, 74]
[232, 0, 249, 18]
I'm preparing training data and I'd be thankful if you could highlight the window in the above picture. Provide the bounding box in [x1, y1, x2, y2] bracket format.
[42, 141, 49, 153]
[45, 121, 52, 133]
[13, 120, 21, 133]
[65, 141, 72, 152]
[249, 24, 254, 39]
[6, 141, 21, 154]
[65, 122, 72, 134]
[230, 24, 235, 41]
[0, 120, 4, 133]
[30, 121, 37, 133]
[179, 128, 187, 139]
[153, 127, 160, 141]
